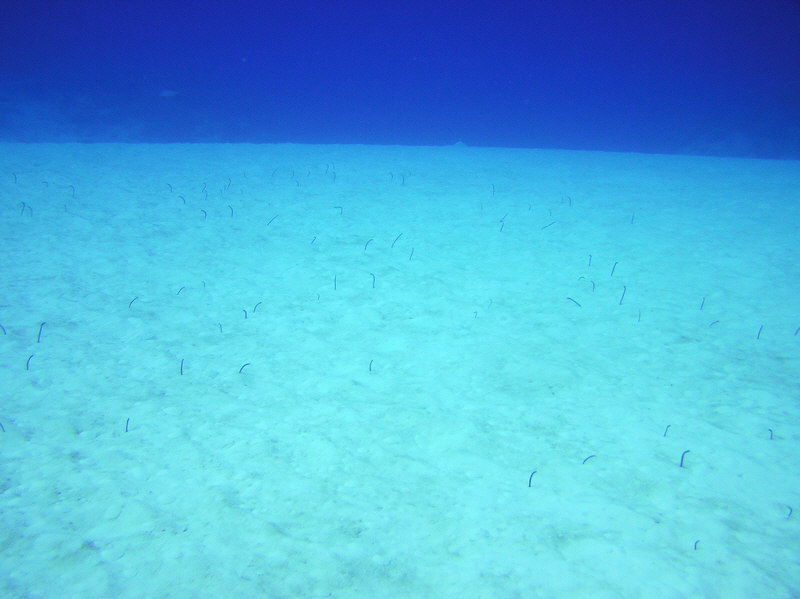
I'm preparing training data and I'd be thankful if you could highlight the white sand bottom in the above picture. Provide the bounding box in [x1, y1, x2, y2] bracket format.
[0, 143, 798, 597]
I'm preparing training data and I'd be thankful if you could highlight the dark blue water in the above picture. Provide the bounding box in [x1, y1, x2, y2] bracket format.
[2, 0, 799, 158]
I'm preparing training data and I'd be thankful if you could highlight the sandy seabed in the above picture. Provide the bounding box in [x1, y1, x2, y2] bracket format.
[1, 143, 798, 598]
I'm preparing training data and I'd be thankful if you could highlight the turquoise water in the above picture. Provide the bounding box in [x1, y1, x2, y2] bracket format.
[2, 2, 800, 596]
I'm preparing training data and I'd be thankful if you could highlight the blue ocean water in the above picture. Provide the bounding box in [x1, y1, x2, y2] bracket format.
[2, 0, 799, 157]
[2, 4, 800, 597]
